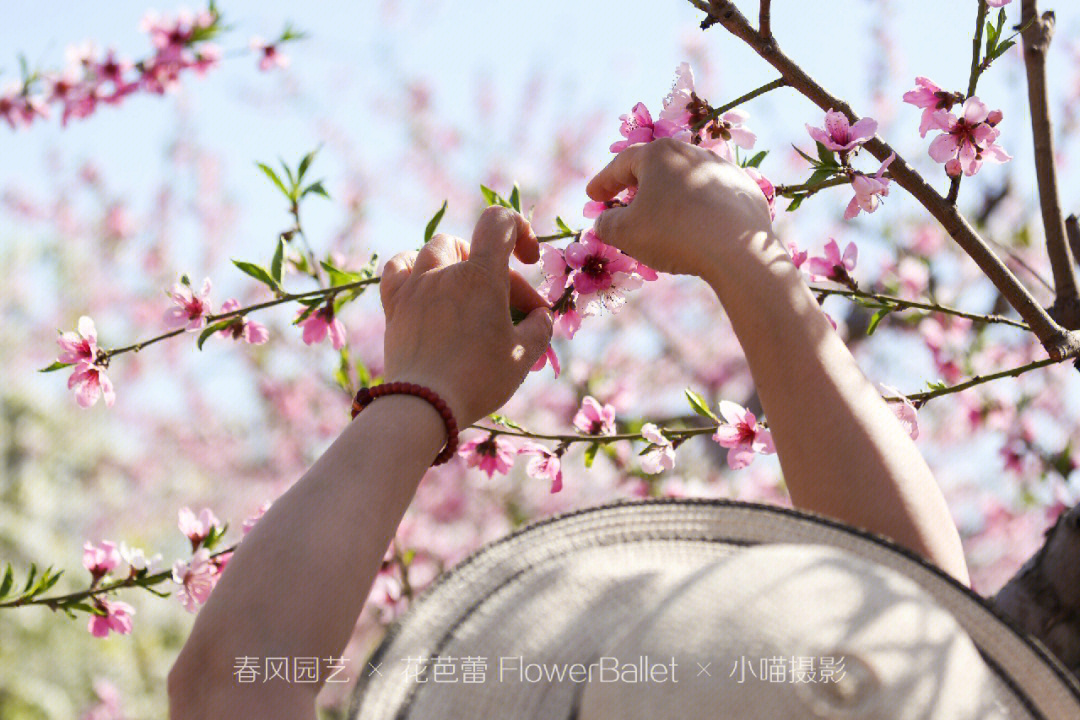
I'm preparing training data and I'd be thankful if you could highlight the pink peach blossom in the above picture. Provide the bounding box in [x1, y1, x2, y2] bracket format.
[902, 77, 958, 138]
[163, 277, 212, 331]
[573, 396, 616, 436]
[83, 540, 121, 580]
[807, 239, 858, 282]
[250, 36, 290, 72]
[172, 548, 219, 613]
[518, 441, 564, 493]
[297, 305, 347, 349]
[927, 97, 1010, 176]
[744, 167, 775, 219]
[806, 109, 877, 152]
[68, 364, 116, 408]
[565, 229, 638, 295]
[712, 401, 775, 470]
[242, 500, 272, 535]
[87, 598, 135, 638]
[845, 153, 894, 219]
[177, 506, 220, 550]
[218, 299, 269, 345]
[57, 315, 100, 365]
[531, 345, 561, 377]
[457, 433, 516, 478]
[640, 423, 676, 474]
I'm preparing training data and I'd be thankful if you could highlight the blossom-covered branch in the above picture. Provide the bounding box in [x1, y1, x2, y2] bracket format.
[691, 0, 1080, 360]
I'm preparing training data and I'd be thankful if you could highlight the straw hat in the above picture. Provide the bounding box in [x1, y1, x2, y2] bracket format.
[349, 499, 1080, 719]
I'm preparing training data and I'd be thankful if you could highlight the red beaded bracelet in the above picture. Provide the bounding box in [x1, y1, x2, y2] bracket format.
[350, 382, 459, 466]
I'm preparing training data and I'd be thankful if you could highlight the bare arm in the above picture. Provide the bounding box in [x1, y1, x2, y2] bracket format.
[588, 138, 970, 585]
[167, 207, 554, 717]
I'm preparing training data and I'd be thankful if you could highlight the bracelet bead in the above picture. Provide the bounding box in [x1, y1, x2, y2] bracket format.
[350, 382, 459, 466]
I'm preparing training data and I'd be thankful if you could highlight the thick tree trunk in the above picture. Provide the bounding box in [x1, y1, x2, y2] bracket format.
[990, 503, 1080, 679]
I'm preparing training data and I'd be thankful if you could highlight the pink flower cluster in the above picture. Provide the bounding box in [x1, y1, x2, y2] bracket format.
[2, 8, 224, 130]
[172, 506, 228, 613]
[904, 79, 1010, 177]
[163, 277, 270, 343]
[80, 540, 161, 638]
[538, 230, 657, 340]
[56, 316, 115, 408]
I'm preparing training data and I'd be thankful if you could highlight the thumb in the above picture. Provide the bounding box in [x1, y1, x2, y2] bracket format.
[514, 306, 554, 369]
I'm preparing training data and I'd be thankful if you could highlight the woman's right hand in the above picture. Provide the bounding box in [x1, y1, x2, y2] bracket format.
[585, 138, 777, 284]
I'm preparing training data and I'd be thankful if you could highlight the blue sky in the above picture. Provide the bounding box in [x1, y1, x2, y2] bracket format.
[4, 0, 1080, 262]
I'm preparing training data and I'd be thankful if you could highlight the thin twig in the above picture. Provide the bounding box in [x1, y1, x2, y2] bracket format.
[758, 0, 772, 37]
[101, 277, 380, 360]
[694, 77, 787, 131]
[693, 0, 1078, 360]
[809, 284, 1030, 329]
[947, 0, 991, 204]
[1021, 0, 1080, 326]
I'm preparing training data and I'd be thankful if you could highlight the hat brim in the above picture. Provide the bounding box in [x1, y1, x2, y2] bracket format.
[350, 498, 1080, 719]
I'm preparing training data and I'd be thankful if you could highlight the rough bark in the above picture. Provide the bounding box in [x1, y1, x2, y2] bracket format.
[991, 503, 1080, 679]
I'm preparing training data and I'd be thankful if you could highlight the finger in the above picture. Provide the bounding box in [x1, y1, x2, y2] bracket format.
[469, 206, 532, 272]
[513, 306, 554, 369]
[594, 204, 639, 257]
[512, 217, 540, 265]
[413, 233, 469, 275]
[509, 269, 549, 314]
[585, 143, 646, 201]
[380, 250, 417, 311]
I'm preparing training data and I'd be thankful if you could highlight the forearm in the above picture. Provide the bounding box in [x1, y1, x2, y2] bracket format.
[705, 229, 970, 585]
[169, 394, 444, 714]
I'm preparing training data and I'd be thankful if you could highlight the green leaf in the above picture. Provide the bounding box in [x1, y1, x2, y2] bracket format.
[815, 141, 838, 167]
[424, 200, 448, 243]
[926, 380, 948, 392]
[39, 360, 72, 373]
[0, 563, 12, 598]
[786, 194, 806, 212]
[742, 150, 768, 169]
[685, 388, 720, 422]
[866, 307, 893, 335]
[333, 347, 352, 392]
[297, 148, 318, 183]
[555, 216, 574, 235]
[806, 166, 837, 187]
[990, 39, 1015, 61]
[197, 319, 234, 350]
[271, 237, 284, 283]
[509, 183, 521, 212]
[22, 563, 36, 594]
[480, 184, 499, 206]
[489, 414, 527, 432]
[294, 303, 320, 324]
[584, 442, 599, 468]
[792, 144, 820, 167]
[233, 260, 282, 294]
[34, 567, 62, 595]
[256, 162, 289, 198]
[280, 158, 296, 190]
[66, 601, 97, 615]
[302, 180, 330, 200]
[355, 357, 373, 388]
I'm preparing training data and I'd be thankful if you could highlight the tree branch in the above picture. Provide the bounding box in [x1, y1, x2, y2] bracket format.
[1067, 215, 1080, 268]
[693, 0, 1079, 360]
[1021, 0, 1080, 327]
[758, 0, 771, 37]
